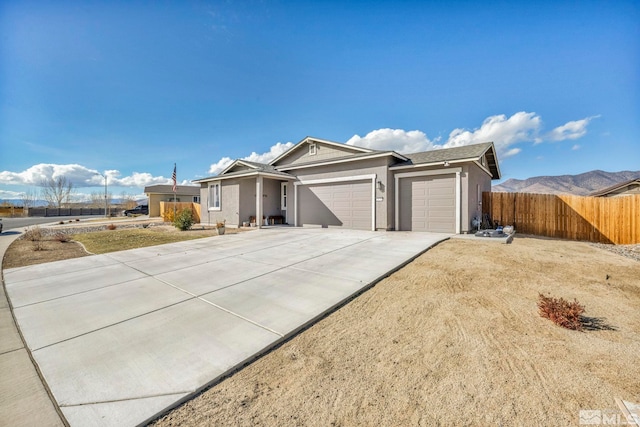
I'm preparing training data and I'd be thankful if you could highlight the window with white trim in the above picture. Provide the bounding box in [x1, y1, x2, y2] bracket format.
[208, 182, 220, 210]
[309, 142, 317, 156]
[193, 196, 200, 203]
[281, 182, 287, 210]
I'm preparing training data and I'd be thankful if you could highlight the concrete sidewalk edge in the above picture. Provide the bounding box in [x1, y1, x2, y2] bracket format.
[0, 229, 67, 427]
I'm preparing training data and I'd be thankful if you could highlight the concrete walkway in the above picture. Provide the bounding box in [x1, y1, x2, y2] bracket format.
[0, 229, 66, 427]
[3, 227, 449, 426]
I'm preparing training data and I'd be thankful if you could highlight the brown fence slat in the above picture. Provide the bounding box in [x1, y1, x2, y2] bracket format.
[483, 192, 640, 245]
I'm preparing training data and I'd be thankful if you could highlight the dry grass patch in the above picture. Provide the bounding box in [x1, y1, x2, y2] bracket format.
[3, 224, 246, 269]
[151, 236, 640, 427]
[72, 225, 240, 254]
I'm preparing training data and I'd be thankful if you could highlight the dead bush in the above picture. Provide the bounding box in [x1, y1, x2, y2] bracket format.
[538, 293, 585, 331]
[106, 224, 117, 230]
[23, 226, 43, 242]
[53, 232, 71, 243]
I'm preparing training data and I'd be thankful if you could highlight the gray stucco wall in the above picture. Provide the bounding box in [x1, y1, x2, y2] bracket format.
[199, 180, 240, 226]
[275, 142, 365, 167]
[462, 163, 492, 232]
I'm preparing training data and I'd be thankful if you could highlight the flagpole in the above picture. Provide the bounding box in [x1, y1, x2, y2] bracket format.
[172, 163, 177, 218]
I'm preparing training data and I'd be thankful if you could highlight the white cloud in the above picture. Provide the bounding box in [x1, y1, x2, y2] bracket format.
[346, 129, 436, 153]
[208, 142, 295, 175]
[572, 144, 581, 151]
[244, 142, 294, 164]
[443, 112, 541, 156]
[0, 163, 176, 188]
[0, 190, 25, 199]
[547, 116, 599, 141]
[502, 148, 522, 158]
[345, 111, 597, 160]
[208, 157, 234, 175]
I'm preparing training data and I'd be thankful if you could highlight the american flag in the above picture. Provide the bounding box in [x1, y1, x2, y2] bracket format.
[172, 164, 177, 193]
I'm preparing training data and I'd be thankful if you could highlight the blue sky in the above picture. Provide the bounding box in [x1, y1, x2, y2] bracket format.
[1, 0, 638, 201]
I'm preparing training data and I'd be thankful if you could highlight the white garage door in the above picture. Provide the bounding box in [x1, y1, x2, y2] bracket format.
[399, 175, 455, 232]
[298, 180, 372, 230]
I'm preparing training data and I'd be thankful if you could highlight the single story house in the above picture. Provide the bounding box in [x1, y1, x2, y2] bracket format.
[193, 137, 501, 233]
[144, 185, 201, 217]
[589, 177, 640, 198]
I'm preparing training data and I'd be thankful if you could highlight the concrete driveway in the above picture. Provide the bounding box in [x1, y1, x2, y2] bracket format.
[4, 227, 449, 426]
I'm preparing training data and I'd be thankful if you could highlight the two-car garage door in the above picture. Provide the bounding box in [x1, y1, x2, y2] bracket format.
[398, 175, 456, 233]
[298, 180, 372, 230]
[296, 174, 456, 232]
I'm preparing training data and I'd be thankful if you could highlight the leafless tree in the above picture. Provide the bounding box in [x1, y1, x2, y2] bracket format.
[90, 191, 104, 208]
[120, 191, 137, 210]
[40, 176, 75, 208]
[21, 188, 39, 209]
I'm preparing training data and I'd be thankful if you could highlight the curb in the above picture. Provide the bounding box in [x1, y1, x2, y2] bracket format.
[0, 229, 67, 427]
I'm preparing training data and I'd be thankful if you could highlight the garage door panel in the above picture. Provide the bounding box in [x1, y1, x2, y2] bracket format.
[299, 180, 372, 230]
[399, 175, 455, 232]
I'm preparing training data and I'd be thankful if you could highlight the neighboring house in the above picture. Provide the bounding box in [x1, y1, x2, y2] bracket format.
[144, 185, 201, 217]
[193, 137, 501, 233]
[589, 178, 640, 197]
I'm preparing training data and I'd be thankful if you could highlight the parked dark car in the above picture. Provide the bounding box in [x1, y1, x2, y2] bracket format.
[123, 205, 149, 216]
[0, 218, 3, 233]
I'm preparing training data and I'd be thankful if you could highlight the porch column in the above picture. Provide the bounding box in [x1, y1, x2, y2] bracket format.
[256, 175, 263, 229]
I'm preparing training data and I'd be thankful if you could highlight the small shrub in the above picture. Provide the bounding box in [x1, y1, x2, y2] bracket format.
[106, 224, 117, 230]
[54, 232, 71, 243]
[538, 293, 585, 331]
[216, 220, 226, 228]
[173, 208, 195, 231]
[32, 240, 45, 251]
[59, 221, 64, 225]
[75, 218, 80, 222]
[24, 226, 43, 242]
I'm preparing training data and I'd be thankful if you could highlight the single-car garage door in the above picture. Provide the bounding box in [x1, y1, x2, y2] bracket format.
[399, 175, 456, 232]
[298, 180, 372, 230]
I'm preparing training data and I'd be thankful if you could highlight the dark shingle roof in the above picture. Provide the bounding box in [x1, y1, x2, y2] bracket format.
[400, 142, 494, 165]
[392, 142, 500, 179]
[589, 177, 640, 196]
[193, 161, 295, 182]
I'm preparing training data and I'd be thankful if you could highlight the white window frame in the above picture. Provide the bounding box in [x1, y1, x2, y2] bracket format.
[208, 182, 221, 211]
[309, 142, 317, 156]
[281, 182, 288, 210]
[193, 196, 200, 203]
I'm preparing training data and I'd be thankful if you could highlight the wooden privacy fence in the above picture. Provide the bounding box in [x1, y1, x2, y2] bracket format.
[0, 206, 25, 217]
[159, 202, 201, 223]
[483, 192, 640, 244]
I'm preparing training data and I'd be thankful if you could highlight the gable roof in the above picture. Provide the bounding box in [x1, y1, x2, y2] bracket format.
[269, 136, 374, 166]
[391, 142, 501, 179]
[144, 185, 200, 195]
[192, 161, 295, 183]
[219, 159, 264, 175]
[589, 177, 640, 197]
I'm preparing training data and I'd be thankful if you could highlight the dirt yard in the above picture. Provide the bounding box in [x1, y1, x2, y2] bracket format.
[151, 236, 640, 426]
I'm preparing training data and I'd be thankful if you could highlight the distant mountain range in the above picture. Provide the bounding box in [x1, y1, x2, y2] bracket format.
[0, 198, 148, 207]
[493, 170, 640, 196]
